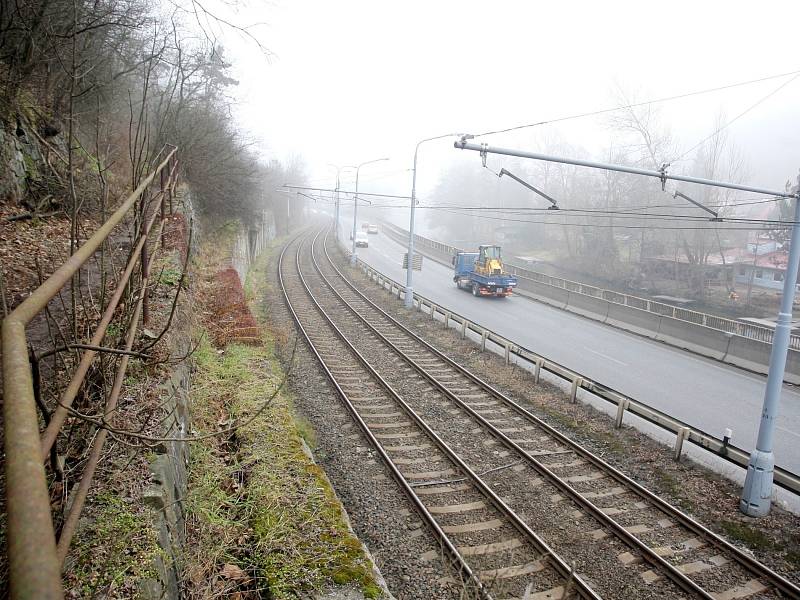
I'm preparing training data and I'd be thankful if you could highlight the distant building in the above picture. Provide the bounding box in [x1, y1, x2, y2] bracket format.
[731, 249, 795, 293]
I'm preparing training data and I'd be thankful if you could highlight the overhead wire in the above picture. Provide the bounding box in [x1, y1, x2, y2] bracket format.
[668, 72, 800, 166]
[422, 206, 791, 231]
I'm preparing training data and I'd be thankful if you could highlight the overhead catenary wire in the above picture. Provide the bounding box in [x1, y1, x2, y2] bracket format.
[422, 206, 791, 231]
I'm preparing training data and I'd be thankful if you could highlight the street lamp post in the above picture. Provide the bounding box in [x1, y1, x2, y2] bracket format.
[404, 134, 473, 308]
[351, 158, 389, 265]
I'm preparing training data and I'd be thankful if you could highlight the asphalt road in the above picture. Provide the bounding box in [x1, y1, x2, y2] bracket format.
[337, 221, 800, 475]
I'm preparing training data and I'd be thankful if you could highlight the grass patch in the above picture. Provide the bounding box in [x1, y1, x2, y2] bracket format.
[719, 520, 774, 551]
[67, 492, 162, 598]
[186, 234, 381, 598]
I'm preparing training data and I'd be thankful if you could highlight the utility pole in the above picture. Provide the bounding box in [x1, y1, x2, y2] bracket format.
[328, 164, 355, 241]
[454, 140, 800, 516]
[741, 173, 800, 516]
[351, 158, 388, 266]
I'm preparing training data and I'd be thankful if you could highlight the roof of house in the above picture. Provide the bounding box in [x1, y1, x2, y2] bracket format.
[648, 248, 790, 269]
[730, 249, 790, 270]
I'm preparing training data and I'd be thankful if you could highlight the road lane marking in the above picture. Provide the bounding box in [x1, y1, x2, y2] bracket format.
[583, 346, 628, 367]
[776, 425, 800, 440]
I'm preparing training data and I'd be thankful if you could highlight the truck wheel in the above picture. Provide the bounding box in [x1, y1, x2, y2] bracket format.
[472, 284, 479, 296]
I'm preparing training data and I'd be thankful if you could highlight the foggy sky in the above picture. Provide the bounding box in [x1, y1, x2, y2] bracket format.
[218, 0, 799, 202]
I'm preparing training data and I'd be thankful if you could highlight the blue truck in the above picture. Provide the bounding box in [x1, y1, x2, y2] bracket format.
[452, 245, 518, 297]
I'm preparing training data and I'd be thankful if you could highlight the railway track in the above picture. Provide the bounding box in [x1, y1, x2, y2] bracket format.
[280, 231, 598, 599]
[281, 225, 800, 599]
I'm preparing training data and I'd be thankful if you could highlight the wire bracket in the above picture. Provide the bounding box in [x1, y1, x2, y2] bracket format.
[659, 163, 669, 191]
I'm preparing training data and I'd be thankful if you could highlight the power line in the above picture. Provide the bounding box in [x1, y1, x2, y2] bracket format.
[470, 68, 800, 139]
[423, 206, 790, 231]
[670, 72, 800, 165]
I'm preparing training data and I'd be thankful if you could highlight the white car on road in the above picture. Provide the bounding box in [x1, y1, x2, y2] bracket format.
[355, 231, 369, 247]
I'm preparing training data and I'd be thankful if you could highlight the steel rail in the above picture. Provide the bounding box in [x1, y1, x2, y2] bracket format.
[375, 220, 800, 496]
[323, 230, 800, 599]
[299, 228, 602, 599]
[276, 231, 491, 599]
[315, 230, 719, 598]
[1, 147, 177, 600]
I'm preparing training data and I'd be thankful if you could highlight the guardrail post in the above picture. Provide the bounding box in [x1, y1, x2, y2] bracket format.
[461, 319, 468, 339]
[534, 358, 543, 383]
[504, 342, 511, 365]
[444, 311, 450, 329]
[431, 304, 437, 320]
[570, 377, 582, 403]
[481, 329, 487, 351]
[674, 426, 690, 460]
[615, 398, 630, 428]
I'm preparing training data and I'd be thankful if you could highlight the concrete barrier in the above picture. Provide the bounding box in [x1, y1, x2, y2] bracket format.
[786, 348, 800, 386]
[516, 277, 569, 309]
[723, 335, 800, 382]
[605, 302, 662, 339]
[566, 291, 611, 321]
[657, 316, 733, 361]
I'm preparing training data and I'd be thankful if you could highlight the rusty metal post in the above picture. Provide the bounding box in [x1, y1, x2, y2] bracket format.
[160, 169, 166, 247]
[168, 157, 174, 214]
[140, 190, 150, 327]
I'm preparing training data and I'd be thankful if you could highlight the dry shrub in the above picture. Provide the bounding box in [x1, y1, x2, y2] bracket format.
[202, 267, 260, 347]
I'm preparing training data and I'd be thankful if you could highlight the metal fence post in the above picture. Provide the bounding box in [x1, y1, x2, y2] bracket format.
[570, 377, 582, 403]
[615, 399, 630, 428]
[675, 427, 690, 460]
[140, 191, 150, 327]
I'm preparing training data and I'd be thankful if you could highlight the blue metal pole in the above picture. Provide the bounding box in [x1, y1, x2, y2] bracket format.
[741, 187, 800, 516]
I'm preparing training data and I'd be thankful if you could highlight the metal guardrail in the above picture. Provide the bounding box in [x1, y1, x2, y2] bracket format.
[379, 221, 800, 351]
[1, 147, 179, 599]
[353, 254, 800, 497]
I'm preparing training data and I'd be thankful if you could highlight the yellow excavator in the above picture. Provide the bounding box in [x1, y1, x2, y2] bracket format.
[474, 245, 505, 276]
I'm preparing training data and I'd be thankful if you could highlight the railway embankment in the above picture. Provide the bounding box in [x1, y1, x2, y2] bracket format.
[179, 225, 390, 599]
[267, 226, 800, 599]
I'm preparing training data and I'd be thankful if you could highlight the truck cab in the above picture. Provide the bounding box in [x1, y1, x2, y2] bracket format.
[452, 252, 479, 290]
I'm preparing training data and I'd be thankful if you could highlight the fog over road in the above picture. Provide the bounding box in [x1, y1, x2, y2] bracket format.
[336, 220, 800, 475]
